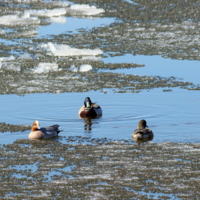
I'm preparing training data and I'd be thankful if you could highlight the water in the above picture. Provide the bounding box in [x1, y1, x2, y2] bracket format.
[38, 17, 116, 36]
[0, 0, 199, 143]
[102, 54, 200, 84]
[1, 88, 199, 144]
[0, 1, 200, 199]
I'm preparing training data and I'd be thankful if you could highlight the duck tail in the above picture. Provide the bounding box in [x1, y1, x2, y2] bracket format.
[50, 124, 62, 134]
[57, 130, 63, 135]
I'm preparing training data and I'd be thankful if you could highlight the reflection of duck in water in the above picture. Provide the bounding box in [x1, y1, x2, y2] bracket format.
[28, 121, 62, 139]
[84, 118, 92, 131]
[132, 120, 153, 143]
[78, 97, 102, 118]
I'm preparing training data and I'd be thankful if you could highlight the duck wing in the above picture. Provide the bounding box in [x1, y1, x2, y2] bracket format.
[41, 124, 62, 135]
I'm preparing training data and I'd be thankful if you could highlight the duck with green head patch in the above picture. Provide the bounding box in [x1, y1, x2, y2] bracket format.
[78, 97, 102, 118]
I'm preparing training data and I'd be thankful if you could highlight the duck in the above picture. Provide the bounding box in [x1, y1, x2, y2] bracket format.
[78, 97, 102, 118]
[28, 120, 62, 139]
[132, 119, 153, 140]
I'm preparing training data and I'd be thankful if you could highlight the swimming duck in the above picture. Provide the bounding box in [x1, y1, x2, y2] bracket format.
[132, 120, 153, 140]
[28, 120, 62, 139]
[78, 97, 102, 118]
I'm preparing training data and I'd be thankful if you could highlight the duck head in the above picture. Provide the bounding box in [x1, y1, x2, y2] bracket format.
[84, 97, 92, 109]
[138, 119, 148, 129]
[31, 120, 40, 131]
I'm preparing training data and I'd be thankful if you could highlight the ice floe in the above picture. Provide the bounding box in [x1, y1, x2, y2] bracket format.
[18, 53, 33, 60]
[33, 63, 58, 73]
[69, 65, 78, 72]
[69, 64, 92, 72]
[0, 14, 40, 26]
[0, 29, 5, 34]
[24, 8, 67, 17]
[35, 42, 103, 57]
[0, 62, 20, 71]
[79, 64, 92, 72]
[0, 56, 16, 62]
[69, 4, 105, 16]
[50, 16, 66, 24]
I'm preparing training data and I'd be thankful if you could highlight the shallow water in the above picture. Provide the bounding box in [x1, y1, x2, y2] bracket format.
[103, 54, 200, 84]
[0, 0, 200, 199]
[38, 17, 116, 37]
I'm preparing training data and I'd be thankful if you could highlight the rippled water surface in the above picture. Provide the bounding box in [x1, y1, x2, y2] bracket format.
[0, 0, 200, 199]
[0, 89, 199, 144]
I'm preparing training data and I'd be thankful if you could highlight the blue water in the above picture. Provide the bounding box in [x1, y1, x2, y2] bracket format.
[0, 1, 199, 145]
[38, 17, 115, 37]
[102, 54, 200, 84]
[0, 88, 199, 144]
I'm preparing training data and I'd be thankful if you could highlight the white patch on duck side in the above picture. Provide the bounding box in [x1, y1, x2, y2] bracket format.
[86, 101, 90, 108]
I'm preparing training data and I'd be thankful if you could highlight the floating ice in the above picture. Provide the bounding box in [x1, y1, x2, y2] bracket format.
[0, 62, 20, 71]
[18, 53, 33, 60]
[69, 64, 92, 72]
[53, 2, 69, 7]
[33, 63, 58, 73]
[25, 8, 67, 17]
[0, 55, 15, 61]
[0, 29, 5, 34]
[34, 54, 45, 59]
[80, 56, 102, 61]
[50, 16, 66, 24]
[37, 42, 103, 57]
[69, 65, 78, 72]
[69, 4, 104, 16]
[79, 64, 92, 72]
[13, 30, 38, 38]
[0, 15, 40, 26]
